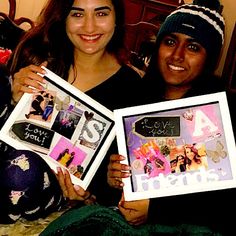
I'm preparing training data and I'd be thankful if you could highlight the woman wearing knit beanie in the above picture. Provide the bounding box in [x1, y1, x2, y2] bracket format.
[108, 0, 235, 235]
[141, 0, 226, 102]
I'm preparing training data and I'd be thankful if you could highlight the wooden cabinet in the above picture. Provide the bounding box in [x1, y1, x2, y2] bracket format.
[0, 0, 34, 28]
[122, 0, 182, 70]
[222, 23, 236, 93]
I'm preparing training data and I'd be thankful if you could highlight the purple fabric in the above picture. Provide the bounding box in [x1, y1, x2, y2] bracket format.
[0, 149, 65, 223]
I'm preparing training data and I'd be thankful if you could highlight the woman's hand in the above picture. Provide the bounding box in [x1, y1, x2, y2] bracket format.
[107, 154, 131, 189]
[118, 193, 150, 226]
[12, 62, 47, 103]
[56, 167, 96, 205]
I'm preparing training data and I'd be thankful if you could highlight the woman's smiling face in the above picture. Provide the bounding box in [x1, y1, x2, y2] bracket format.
[185, 147, 195, 160]
[66, 0, 116, 55]
[157, 32, 207, 88]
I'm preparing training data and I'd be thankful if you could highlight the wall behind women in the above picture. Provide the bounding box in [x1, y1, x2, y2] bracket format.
[216, 0, 236, 76]
[0, 0, 47, 21]
[0, 0, 235, 76]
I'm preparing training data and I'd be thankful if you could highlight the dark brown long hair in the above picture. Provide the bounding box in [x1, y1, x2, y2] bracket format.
[8, 0, 126, 80]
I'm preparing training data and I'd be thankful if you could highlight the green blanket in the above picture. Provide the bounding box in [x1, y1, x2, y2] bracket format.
[40, 205, 221, 236]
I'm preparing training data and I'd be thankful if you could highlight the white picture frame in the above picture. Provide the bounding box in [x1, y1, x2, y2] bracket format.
[1, 67, 115, 190]
[114, 92, 236, 201]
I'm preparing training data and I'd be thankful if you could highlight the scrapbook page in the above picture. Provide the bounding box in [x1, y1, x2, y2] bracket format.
[114, 92, 236, 201]
[1, 67, 115, 190]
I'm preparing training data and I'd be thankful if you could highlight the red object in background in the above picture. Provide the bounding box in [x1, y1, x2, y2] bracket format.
[0, 48, 12, 64]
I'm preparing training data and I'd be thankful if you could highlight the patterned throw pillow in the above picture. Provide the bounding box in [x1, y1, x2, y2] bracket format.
[0, 148, 65, 224]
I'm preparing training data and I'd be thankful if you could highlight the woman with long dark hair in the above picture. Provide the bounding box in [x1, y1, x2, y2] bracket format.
[3, 0, 144, 222]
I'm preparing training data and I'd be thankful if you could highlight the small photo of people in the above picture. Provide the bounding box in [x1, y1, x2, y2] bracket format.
[49, 137, 87, 178]
[51, 105, 83, 139]
[184, 143, 208, 172]
[25, 90, 55, 122]
[169, 143, 208, 173]
[169, 146, 187, 174]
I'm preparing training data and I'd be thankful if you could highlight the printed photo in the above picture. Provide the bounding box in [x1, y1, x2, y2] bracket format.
[25, 90, 56, 122]
[51, 105, 83, 139]
[49, 137, 87, 178]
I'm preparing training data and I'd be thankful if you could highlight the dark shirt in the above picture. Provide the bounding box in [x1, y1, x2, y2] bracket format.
[141, 73, 226, 104]
[86, 65, 144, 206]
[86, 65, 144, 110]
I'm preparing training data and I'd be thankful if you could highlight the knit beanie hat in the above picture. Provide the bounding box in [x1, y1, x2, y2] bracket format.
[156, 0, 225, 70]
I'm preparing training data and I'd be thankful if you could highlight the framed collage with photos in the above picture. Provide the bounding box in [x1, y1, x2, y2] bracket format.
[0, 67, 115, 190]
[114, 92, 236, 201]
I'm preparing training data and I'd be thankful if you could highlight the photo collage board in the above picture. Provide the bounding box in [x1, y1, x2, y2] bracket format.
[1, 67, 115, 190]
[114, 92, 236, 201]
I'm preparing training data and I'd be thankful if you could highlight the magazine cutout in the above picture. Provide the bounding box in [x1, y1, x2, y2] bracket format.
[1, 67, 115, 190]
[114, 92, 236, 201]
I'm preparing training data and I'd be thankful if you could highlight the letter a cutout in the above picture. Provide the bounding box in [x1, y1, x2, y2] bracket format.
[193, 110, 218, 136]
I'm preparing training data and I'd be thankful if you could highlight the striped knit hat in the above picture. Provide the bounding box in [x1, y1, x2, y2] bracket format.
[157, 0, 225, 70]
